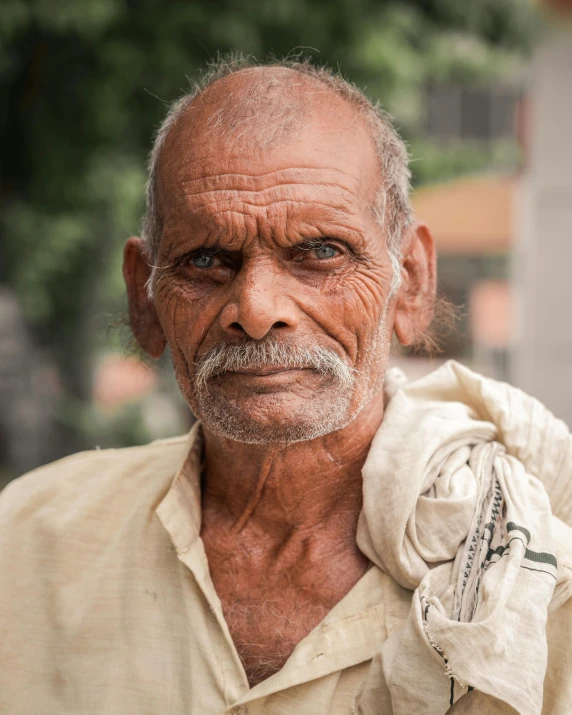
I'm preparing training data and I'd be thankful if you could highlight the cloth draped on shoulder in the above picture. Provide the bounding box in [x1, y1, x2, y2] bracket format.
[355, 360, 572, 715]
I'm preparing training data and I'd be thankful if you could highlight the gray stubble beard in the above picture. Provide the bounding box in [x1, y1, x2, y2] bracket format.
[188, 333, 388, 445]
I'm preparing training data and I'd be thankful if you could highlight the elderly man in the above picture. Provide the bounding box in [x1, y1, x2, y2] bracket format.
[1, 60, 571, 715]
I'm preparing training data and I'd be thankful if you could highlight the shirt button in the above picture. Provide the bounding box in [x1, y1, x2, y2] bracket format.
[231, 707, 247, 715]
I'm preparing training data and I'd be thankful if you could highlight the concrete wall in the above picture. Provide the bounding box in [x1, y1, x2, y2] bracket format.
[512, 32, 572, 426]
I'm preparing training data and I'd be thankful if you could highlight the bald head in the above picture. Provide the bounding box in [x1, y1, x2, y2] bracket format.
[157, 67, 381, 220]
[181, 66, 313, 151]
[142, 59, 412, 294]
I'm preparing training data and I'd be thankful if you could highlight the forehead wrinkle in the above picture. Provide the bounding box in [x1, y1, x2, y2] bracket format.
[163, 199, 363, 229]
[158, 164, 370, 227]
[161, 163, 367, 207]
[168, 188, 362, 215]
[164, 201, 365, 245]
[160, 203, 370, 259]
[167, 162, 363, 193]
[161, 171, 369, 218]
[175, 177, 360, 198]
[163, 162, 355, 180]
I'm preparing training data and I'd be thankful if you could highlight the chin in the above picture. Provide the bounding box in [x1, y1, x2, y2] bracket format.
[195, 391, 357, 445]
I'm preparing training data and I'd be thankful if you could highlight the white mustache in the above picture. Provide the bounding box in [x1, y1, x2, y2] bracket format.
[194, 338, 356, 394]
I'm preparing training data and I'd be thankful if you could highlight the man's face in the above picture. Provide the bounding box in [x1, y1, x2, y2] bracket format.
[126, 72, 430, 444]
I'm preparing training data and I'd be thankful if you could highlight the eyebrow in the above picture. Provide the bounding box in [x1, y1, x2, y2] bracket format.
[159, 196, 370, 257]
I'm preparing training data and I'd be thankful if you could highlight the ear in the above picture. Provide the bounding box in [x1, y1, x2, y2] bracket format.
[123, 237, 166, 359]
[393, 222, 437, 346]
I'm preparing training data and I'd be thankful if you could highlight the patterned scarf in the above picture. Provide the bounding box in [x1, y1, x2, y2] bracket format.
[356, 361, 572, 714]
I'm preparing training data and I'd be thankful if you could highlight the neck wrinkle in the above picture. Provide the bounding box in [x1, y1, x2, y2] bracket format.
[200, 388, 386, 541]
[232, 450, 276, 533]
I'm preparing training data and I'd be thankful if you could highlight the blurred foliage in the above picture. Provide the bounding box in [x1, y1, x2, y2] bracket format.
[54, 391, 150, 450]
[0, 0, 540, 455]
[409, 138, 522, 186]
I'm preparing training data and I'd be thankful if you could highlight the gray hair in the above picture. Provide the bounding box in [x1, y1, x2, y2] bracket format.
[194, 336, 356, 397]
[142, 56, 413, 297]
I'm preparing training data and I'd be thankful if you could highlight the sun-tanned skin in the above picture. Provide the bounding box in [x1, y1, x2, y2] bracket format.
[123, 68, 436, 686]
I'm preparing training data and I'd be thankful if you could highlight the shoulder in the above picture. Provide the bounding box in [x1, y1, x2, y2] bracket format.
[0, 434, 194, 702]
[0, 434, 191, 546]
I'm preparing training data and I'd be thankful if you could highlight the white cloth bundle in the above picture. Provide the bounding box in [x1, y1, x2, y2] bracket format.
[356, 361, 572, 714]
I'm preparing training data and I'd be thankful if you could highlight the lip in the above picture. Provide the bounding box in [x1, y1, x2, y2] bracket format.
[223, 367, 310, 377]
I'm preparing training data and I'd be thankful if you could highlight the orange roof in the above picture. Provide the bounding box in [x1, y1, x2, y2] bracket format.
[411, 174, 515, 255]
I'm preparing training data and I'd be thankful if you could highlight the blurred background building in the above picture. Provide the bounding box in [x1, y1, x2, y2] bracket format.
[0, 0, 570, 484]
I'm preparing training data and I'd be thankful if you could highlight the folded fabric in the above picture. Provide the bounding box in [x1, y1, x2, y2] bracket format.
[356, 360, 572, 714]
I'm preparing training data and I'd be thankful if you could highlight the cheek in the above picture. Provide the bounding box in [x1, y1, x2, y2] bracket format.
[305, 264, 393, 366]
[350, 269, 394, 361]
[154, 280, 218, 370]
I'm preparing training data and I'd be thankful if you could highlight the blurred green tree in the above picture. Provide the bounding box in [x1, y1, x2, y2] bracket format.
[0, 0, 538, 459]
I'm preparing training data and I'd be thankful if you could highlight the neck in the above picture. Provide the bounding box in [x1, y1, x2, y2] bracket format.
[200, 389, 385, 541]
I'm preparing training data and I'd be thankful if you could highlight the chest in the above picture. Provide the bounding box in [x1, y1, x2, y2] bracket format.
[202, 533, 369, 687]
[220, 584, 332, 686]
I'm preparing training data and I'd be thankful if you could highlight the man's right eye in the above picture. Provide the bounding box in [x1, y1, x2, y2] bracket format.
[190, 253, 219, 269]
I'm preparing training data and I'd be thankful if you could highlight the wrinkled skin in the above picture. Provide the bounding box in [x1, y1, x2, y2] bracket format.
[124, 68, 436, 686]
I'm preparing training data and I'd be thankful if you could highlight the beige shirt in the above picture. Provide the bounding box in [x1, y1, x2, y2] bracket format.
[0, 424, 571, 714]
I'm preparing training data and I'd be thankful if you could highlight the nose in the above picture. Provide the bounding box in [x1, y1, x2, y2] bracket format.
[219, 259, 300, 340]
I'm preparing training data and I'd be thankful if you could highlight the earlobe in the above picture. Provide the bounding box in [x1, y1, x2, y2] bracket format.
[394, 312, 416, 347]
[393, 222, 436, 347]
[123, 237, 166, 359]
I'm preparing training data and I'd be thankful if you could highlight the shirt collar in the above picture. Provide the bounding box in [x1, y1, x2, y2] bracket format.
[155, 421, 203, 556]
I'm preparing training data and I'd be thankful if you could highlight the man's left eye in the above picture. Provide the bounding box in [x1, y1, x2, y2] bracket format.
[190, 253, 220, 269]
[311, 244, 339, 259]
